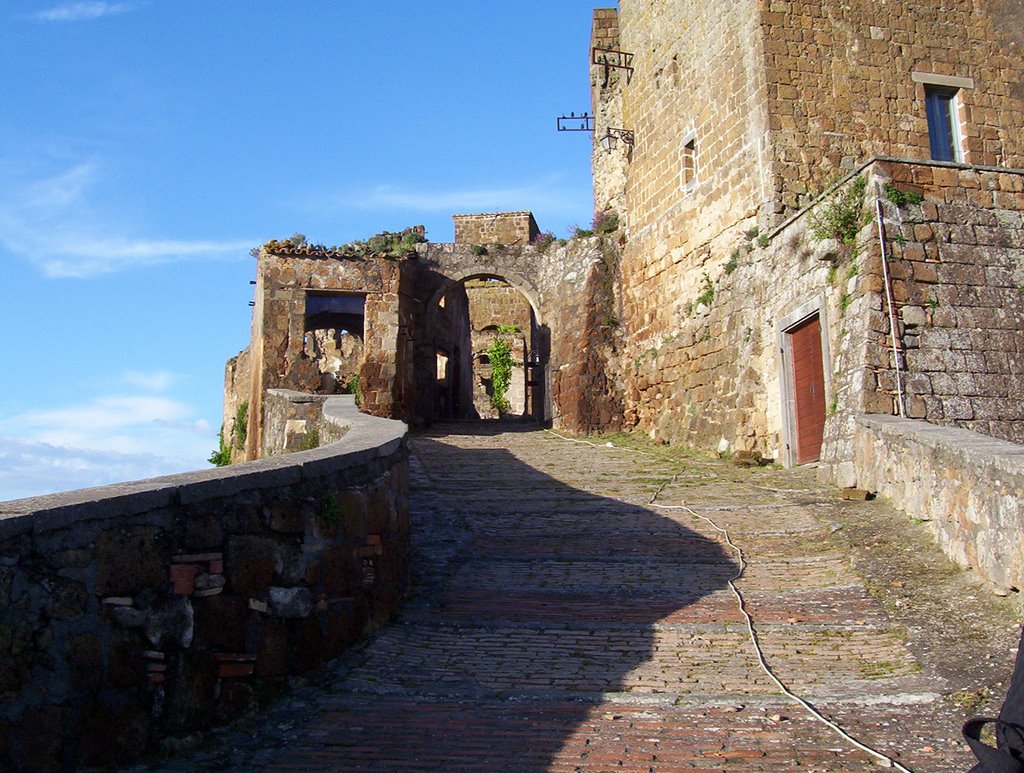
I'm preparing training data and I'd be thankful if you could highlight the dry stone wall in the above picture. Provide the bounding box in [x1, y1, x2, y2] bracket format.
[0, 399, 408, 771]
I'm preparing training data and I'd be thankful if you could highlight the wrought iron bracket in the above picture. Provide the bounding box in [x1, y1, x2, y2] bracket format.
[556, 112, 595, 132]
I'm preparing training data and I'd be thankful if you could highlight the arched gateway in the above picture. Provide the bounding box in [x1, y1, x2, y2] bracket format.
[222, 212, 629, 460]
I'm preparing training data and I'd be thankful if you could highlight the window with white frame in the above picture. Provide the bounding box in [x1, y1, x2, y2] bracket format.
[912, 71, 973, 163]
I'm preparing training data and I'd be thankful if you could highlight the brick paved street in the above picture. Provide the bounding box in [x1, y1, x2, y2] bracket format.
[168, 423, 1020, 772]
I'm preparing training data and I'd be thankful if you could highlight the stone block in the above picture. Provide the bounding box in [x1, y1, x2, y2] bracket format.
[96, 526, 165, 597]
[193, 594, 252, 652]
[226, 536, 277, 595]
[21, 705, 72, 772]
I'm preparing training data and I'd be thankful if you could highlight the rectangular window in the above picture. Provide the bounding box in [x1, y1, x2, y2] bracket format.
[925, 86, 962, 162]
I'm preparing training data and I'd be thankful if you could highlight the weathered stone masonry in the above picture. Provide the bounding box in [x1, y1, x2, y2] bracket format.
[225, 215, 627, 452]
[0, 399, 408, 770]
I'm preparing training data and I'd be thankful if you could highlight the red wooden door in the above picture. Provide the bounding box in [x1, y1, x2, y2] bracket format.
[789, 316, 826, 464]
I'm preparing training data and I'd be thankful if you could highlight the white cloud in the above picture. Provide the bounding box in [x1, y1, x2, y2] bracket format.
[29, 2, 134, 22]
[120, 369, 179, 392]
[315, 177, 592, 221]
[0, 161, 253, 278]
[0, 439, 171, 501]
[0, 393, 217, 501]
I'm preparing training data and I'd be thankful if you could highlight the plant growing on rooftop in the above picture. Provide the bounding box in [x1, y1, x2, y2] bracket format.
[531, 231, 556, 252]
[882, 182, 925, 207]
[593, 210, 619, 235]
[808, 175, 869, 244]
[208, 426, 232, 467]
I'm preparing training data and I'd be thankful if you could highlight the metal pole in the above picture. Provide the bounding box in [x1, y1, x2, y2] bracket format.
[875, 196, 906, 417]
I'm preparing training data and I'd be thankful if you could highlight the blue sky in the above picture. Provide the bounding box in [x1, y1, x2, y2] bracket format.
[0, 1, 602, 500]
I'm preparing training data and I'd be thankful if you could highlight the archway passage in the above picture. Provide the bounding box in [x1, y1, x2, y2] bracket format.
[425, 274, 548, 424]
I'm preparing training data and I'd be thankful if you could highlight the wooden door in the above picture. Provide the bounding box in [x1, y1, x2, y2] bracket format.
[789, 315, 826, 464]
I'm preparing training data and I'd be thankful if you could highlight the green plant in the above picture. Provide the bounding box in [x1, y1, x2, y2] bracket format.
[827, 397, 839, 417]
[488, 325, 520, 413]
[342, 374, 361, 406]
[838, 292, 852, 316]
[808, 175, 868, 243]
[724, 249, 739, 274]
[570, 224, 595, 238]
[208, 426, 232, 467]
[927, 296, 940, 309]
[826, 263, 838, 284]
[744, 226, 760, 240]
[234, 401, 249, 449]
[882, 182, 925, 207]
[318, 490, 342, 531]
[298, 429, 319, 451]
[754, 234, 770, 249]
[471, 244, 488, 256]
[846, 262, 859, 279]
[695, 272, 715, 308]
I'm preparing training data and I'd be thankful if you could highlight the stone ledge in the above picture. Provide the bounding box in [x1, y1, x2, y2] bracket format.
[854, 414, 1024, 594]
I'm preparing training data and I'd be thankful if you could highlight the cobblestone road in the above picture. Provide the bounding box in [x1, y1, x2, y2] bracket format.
[170, 423, 1020, 772]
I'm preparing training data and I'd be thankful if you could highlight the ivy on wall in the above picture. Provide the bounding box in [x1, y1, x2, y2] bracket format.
[488, 325, 520, 413]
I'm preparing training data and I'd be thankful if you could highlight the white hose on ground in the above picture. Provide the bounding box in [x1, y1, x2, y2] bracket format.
[544, 429, 915, 772]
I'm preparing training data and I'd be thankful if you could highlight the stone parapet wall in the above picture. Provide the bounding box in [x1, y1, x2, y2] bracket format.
[0, 399, 409, 770]
[452, 212, 539, 246]
[872, 160, 1024, 442]
[854, 414, 1024, 595]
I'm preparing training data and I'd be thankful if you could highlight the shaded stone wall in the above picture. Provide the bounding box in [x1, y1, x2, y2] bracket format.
[0, 399, 408, 770]
[222, 346, 251, 462]
[452, 212, 539, 246]
[854, 415, 1024, 596]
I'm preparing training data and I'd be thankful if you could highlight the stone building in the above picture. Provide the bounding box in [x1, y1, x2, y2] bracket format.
[223, 216, 625, 459]
[590, 1, 1024, 481]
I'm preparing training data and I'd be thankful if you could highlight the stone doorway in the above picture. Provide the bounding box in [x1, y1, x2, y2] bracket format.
[782, 312, 827, 465]
[424, 274, 548, 424]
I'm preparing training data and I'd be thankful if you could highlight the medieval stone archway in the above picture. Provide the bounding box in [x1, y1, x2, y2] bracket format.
[420, 270, 550, 425]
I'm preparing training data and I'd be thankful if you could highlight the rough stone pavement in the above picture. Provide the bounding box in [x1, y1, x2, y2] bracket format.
[157, 423, 1021, 772]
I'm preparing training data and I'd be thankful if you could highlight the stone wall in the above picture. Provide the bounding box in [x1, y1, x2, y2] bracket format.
[245, 247, 417, 458]
[452, 212, 540, 246]
[221, 346, 251, 462]
[760, 0, 1024, 214]
[854, 414, 1024, 596]
[613, 156, 1024, 481]
[873, 160, 1024, 442]
[0, 399, 408, 770]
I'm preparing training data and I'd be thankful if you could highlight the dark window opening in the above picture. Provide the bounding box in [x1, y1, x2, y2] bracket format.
[925, 86, 961, 163]
[305, 293, 366, 336]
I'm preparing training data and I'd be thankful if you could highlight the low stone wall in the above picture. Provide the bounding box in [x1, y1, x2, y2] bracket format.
[854, 414, 1024, 596]
[0, 398, 409, 770]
